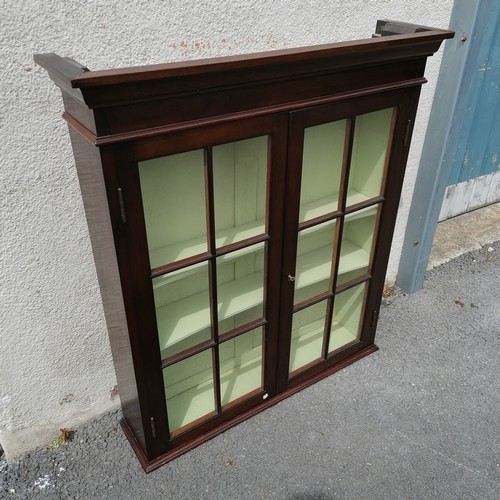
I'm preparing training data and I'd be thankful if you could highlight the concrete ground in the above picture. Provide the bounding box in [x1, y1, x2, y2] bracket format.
[1, 208, 499, 499]
[428, 202, 500, 270]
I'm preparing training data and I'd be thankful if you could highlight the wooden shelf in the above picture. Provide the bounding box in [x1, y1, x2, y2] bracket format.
[157, 235, 370, 352]
[299, 189, 371, 222]
[151, 190, 375, 280]
[328, 324, 358, 353]
[296, 240, 369, 290]
[344, 204, 378, 222]
[289, 317, 324, 372]
[149, 218, 265, 270]
[157, 270, 264, 351]
[289, 317, 358, 373]
[157, 236, 369, 352]
[166, 345, 262, 431]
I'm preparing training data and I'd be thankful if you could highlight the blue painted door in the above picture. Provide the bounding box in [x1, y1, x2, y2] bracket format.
[440, 1, 500, 220]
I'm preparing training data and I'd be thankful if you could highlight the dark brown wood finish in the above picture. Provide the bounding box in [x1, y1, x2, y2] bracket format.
[35, 21, 453, 471]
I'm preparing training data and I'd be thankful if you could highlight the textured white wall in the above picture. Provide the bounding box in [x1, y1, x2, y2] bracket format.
[0, 0, 453, 460]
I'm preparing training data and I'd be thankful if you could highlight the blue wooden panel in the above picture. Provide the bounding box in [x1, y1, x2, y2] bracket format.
[483, 19, 500, 177]
[397, 0, 481, 293]
[448, 2, 500, 185]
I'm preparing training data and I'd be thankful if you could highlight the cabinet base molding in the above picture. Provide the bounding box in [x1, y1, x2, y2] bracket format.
[123, 344, 378, 473]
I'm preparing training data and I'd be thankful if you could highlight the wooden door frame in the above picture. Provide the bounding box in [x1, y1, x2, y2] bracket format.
[397, 0, 489, 293]
[277, 89, 419, 391]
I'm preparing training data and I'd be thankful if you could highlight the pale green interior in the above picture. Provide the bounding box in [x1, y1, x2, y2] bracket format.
[164, 349, 215, 432]
[294, 220, 336, 304]
[144, 108, 392, 428]
[219, 328, 263, 407]
[299, 108, 393, 225]
[328, 282, 366, 353]
[141, 136, 269, 433]
[139, 150, 207, 268]
[213, 137, 268, 244]
[299, 120, 346, 222]
[288, 281, 367, 375]
[164, 327, 263, 432]
[217, 242, 265, 334]
[288, 108, 392, 374]
[347, 107, 394, 204]
[289, 301, 327, 373]
[337, 204, 379, 286]
[153, 261, 211, 359]
[138, 136, 268, 269]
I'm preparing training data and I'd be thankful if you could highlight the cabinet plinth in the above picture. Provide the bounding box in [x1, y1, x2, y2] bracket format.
[35, 19, 453, 471]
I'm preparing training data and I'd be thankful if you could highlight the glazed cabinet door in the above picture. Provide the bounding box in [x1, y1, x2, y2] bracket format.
[117, 114, 287, 451]
[277, 90, 419, 390]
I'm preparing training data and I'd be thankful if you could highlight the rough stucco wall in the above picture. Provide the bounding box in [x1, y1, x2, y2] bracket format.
[1, 0, 453, 460]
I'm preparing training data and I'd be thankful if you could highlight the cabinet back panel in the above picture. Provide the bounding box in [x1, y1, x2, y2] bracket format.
[138, 150, 207, 267]
[213, 136, 268, 239]
[348, 108, 394, 202]
[299, 120, 346, 222]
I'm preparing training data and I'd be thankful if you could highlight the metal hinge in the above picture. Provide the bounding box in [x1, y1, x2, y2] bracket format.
[150, 417, 156, 439]
[117, 187, 127, 223]
[371, 310, 378, 329]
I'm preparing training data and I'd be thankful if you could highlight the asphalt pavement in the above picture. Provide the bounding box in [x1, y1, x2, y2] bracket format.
[1, 240, 499, 499]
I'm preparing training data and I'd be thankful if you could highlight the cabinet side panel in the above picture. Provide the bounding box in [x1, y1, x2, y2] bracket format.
[67, 128, 145, 448]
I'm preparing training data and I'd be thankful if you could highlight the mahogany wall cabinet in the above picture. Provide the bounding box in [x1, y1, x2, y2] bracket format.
[36, 20, 453, 471]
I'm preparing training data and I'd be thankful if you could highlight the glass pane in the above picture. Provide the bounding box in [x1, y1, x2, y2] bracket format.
[294, 220, 336, 305]
[299, 120, 346, 222]
[213, 136, 268, 248]
[217, 242, 265, 335]
[138, 150, 207, 268]
[220, 328, 263, 407]
[347, 108, 394, 206]
[289, 301, 327, 374]
[163, 349, 215, 433]
[337, 205, 379, 287]
[329, 283, 367, 353]
[153, 262, 211, 359]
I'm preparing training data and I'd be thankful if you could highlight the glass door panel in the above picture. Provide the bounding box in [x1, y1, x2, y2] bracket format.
[299, 120, 346, 222]
[294, 220, 337, 305]
[138, 150, 207, 269]
[163, 349, 215, 433]
[289, 301, 327, 374]
[217, 242, 265, 335]
[346, 108, 394, 206]
[153, 262, 212, 359]
[328, 283, 367, 353]
[219, 327, 263, 407]
[213, 136, 268, 246]
[337, 205, 379, 286]
[145, 128, 273, 437]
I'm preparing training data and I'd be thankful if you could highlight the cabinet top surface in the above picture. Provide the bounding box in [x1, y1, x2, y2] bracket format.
[34, 20, 453, 141]
[73, 27, 453, 88]
[35, 20, 453, 92]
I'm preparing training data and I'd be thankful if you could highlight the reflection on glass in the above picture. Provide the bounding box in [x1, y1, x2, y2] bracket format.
[138, 150, 207, 268]
[164, 349, 215, 433]
[153, 262, 211, 359]
[299, 120, 346, 222]
[347, 108, 394, 206]
[289, 301, 327, 374]
[213, 136, 268, 247]
[294, 220, 337, 305]
[217, 242, 265, 335]
[328, 283, 366, 353]
[219, 328, 263, 406]
[337, 205, 379, 286]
